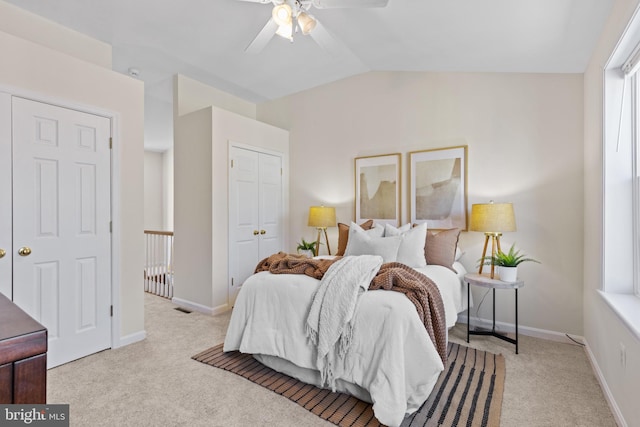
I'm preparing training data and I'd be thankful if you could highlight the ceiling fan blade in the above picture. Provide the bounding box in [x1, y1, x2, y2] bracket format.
[309, 20, 354, 57]
[245, 18, 278, 54]
[311, 0, 388, 8]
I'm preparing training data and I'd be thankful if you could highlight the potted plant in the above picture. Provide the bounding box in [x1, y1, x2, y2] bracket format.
[296, 238, 317, 258]
[478, 243, 540, 282]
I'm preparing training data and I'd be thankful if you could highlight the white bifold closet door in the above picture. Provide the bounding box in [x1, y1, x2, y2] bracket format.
[5, 96, 112, 368]
[229, 146, 283, 305]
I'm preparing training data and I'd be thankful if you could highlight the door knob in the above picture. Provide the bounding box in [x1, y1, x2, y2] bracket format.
[253, 230, 259, 235]
[18, 247, 32, 256]
[0, 248, 5, 258]
[260, 230, 266, 235]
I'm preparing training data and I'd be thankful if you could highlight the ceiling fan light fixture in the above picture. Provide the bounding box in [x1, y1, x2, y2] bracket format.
[272, 3, 293, 27]
[297, 12, 317, 35]
[275, 23, 293, 40]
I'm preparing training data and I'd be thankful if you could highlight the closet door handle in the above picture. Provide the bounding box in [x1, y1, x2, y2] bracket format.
[18, 247, 32, 256]
[253, 230, 259, 235]
[0, 248, 5, 258]
[260, 230, 266, 235]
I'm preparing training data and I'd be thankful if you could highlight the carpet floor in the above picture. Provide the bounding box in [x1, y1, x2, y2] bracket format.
[193, 342, 505, 427]
[45, 293, 617, 426]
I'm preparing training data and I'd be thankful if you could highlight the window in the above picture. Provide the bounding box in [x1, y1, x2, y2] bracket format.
[634, 71, 640, 297]
[603, 22, 640, 297]
[601, 6, 640, 340]
[622, 44, 640, 297]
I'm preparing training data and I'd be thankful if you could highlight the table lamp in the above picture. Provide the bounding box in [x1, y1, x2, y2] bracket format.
[470, 201, 516, 278]
[308, 206, 336, 256]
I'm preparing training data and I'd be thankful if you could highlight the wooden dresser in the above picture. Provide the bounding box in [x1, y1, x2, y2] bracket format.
[0, 292, 47, 403]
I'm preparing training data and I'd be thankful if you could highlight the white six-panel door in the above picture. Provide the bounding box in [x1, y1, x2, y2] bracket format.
[258, 152, 283, 259]
[11, 97, 112, 368]
[0, 95, 12, 299]
[229, 147, 260, 305]
[229, 146, 283, 305]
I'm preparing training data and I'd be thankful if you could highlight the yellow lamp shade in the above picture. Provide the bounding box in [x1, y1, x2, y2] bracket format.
[308, 206, 336, 228]
[470, 202, 516, 233]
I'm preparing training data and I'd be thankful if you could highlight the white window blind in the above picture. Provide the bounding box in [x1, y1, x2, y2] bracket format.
[616, 43, 640, 152]
[623, 41, 640, 75]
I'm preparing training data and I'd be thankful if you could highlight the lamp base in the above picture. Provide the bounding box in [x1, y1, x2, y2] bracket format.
[315, 228, 332, 257]
[478, 232, 502, 279]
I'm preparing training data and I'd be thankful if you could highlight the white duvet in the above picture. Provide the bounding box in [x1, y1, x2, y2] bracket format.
[223, 262, 467, 427]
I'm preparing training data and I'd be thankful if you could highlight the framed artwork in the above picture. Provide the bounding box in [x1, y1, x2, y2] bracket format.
[354, 153, 401, 226]
[409, 146, 468, 230]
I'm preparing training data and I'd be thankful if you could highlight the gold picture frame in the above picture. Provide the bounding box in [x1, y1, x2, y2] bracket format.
[354, 153, 401, 226]
[409, 146, 468, 231]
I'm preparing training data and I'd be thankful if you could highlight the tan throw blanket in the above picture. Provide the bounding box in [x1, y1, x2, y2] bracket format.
[254, 252, 336, 278]
[255, 253, 447, 364]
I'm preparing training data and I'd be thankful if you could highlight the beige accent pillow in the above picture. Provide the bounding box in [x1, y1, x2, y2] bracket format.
[425, 228, 460, 271]
[337, 219, 374, 256]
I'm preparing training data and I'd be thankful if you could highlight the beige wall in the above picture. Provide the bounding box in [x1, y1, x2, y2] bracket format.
[173, 104, 288, 313]
[0, 0, 111, 68]
[0, 20, 144, 340]
[172, 73, 288, 313]
[144, 151, 165, 230]
[584, 0, 640, 425]
[174, 108, 214, 311]
[174, 74, 256, 119]
[163, 148, 174, 231]
[257, 71, 585, 336]
[143, 148, 174, 232]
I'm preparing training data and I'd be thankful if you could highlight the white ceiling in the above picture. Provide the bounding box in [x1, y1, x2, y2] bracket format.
[6, 0, 613, 151]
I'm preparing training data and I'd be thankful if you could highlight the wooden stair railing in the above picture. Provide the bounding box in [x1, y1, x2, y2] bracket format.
[144, 230, 174, 298]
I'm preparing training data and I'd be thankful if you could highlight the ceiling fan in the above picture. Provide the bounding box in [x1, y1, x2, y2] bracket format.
[238, 0, 390, 54]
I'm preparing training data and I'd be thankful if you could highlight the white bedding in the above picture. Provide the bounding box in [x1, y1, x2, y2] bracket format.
[417, 261, 469, 328]
[223, 261, 468, 427]
[224, 272, 440, 426]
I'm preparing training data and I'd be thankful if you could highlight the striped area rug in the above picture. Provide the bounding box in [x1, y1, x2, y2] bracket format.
[192, 342, 504, 427]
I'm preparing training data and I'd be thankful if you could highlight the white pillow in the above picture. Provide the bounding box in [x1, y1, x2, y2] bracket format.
[368, 222, 385, 237]
[384, 222, 428, 268]
[347, 221, 384, 239]
[383, 222, 410, 237]
[455, 246, 463, 261]
[345, 223, 402, 263]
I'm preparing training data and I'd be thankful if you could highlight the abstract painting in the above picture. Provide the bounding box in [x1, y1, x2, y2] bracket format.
[409, 146, 467, 230]
[354, 153, 401, 226]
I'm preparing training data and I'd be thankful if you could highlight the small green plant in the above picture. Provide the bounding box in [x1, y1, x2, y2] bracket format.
[478, 243, 540, 268]
[296, 238, 318, 253]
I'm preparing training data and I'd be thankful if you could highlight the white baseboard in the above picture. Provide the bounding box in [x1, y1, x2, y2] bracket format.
[172, 297, 213, 314]
[171, 298, 230, 316]
[457, 314, 584, 344]
[211, 302, 230, 316]
[115, 330, 146, 348]
[458, 315, 627, 426]
[583, 338, 627, 427]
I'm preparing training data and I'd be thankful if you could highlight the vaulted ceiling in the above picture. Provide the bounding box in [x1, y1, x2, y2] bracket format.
[6, 0, 614, 150]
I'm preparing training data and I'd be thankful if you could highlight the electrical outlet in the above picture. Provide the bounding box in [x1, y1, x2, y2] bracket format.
[620, 342, 627, 369]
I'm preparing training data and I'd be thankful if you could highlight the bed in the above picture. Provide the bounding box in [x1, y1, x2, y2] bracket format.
[223, 223, 468, 427]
